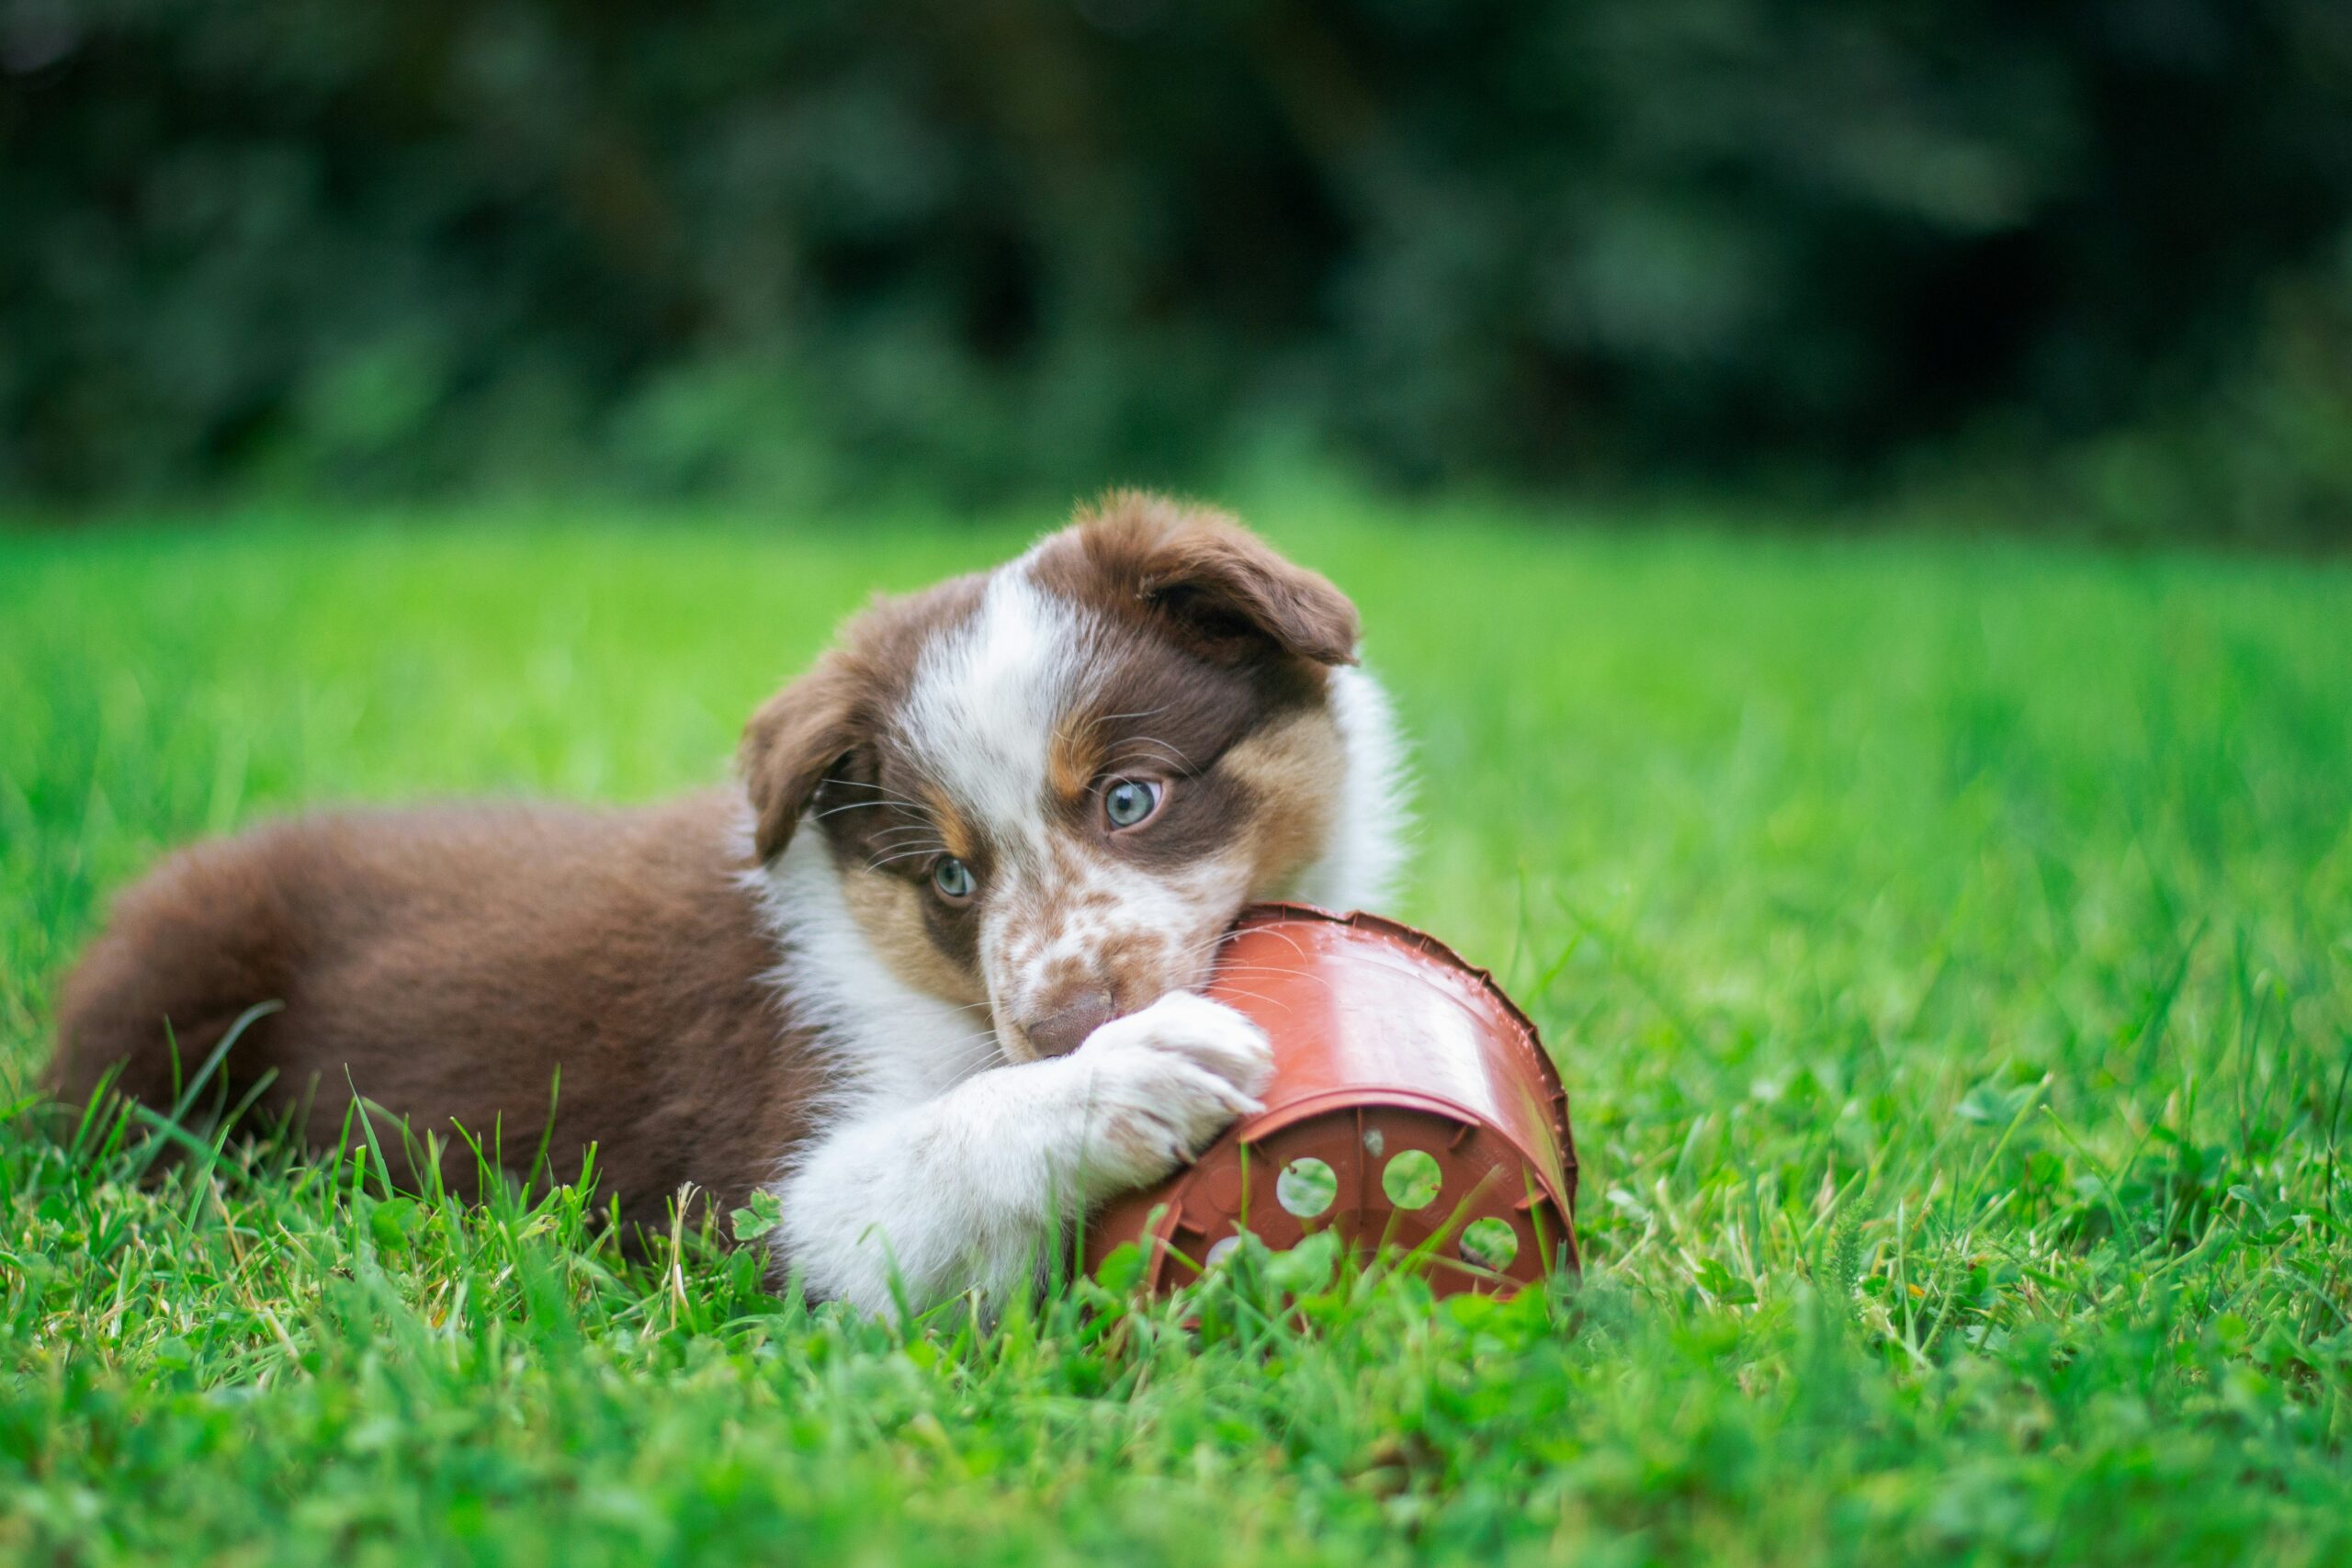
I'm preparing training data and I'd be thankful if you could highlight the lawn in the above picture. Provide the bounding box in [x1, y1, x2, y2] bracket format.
[4, 498, 2350, 1565]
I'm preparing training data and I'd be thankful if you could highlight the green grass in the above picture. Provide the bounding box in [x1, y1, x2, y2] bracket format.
[5, 500, 2351, 1565]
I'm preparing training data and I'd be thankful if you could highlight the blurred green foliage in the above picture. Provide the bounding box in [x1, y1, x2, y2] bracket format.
[4, 0, 2351, 524]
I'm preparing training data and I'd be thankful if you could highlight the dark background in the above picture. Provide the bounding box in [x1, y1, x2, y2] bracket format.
[6, 0, 2351, 536]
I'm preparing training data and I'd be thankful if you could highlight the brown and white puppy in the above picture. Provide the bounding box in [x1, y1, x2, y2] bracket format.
[46, 492, 1408, 1314]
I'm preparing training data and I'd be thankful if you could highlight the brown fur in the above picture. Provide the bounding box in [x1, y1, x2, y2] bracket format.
[1044, 491, 1362, 669]
[47, 794, 817, 1229]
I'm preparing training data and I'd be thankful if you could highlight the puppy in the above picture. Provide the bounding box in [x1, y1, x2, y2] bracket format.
[46, 492, 1408, 1314]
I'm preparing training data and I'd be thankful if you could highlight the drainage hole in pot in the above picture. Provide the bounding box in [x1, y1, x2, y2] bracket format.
[1382, 1150, 1442, 1210]
[1276, 1157, 1337, 1217]
[1461, 1217, 1520, 1271]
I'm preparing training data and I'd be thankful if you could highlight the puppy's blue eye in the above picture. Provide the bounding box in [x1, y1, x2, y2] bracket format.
[1103, 779, 1162, 829]
[931, 857, 976, 900]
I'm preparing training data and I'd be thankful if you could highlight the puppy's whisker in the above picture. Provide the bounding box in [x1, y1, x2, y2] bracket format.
[1252, 926, 1317, 965]
[1099, 750, 1195, 781]
[1204, 984, 1293, 1016]
[812, 799, 909, 820]
[1170, 927, 1250, 964]
[866, 849, 947, 872]
[1101, 738, 1193, 766]
[815, 777, 931, 811]
[1114, 732, 1197, 765]
[932, 1032, 1007, 1073]
[1078, 702, 1170, 736]
[1080, 705, 1174, 752]
[1206, 964, 1340, 999]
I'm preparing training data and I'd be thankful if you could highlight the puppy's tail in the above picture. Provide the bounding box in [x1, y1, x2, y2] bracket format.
[46, 832, 305, 1127]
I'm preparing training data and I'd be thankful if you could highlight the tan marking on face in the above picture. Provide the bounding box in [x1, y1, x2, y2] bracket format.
[918, 786, 978, 865]
[841, 868, 988, 1008]
[1222, 708, 1347, 893]
[1047, 713, 1104, 803]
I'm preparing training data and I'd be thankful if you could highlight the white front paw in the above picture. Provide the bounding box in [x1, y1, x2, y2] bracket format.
[1067, 992, 1273, 1194]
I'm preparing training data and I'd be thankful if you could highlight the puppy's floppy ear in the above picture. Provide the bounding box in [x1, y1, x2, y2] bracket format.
[1080, 491, 1361, 666]
[739, 652, 865, 863]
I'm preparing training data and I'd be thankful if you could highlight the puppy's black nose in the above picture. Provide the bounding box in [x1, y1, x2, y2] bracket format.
[1022, 987, 1117, 1058]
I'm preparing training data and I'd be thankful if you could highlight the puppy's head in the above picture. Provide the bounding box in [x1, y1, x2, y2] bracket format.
[742, 491, 1391, 1063]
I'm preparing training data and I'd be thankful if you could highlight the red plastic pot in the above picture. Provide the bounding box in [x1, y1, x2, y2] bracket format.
[1085, 904, 1579, 1297]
